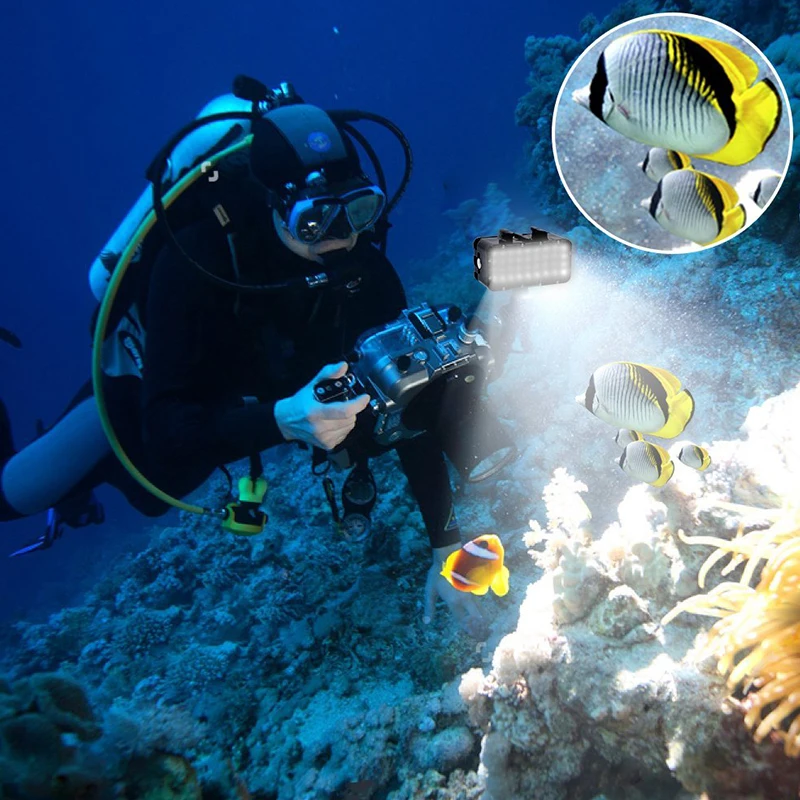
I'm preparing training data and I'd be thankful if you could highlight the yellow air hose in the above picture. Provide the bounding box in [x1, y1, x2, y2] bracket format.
[90, 136, 254, 519]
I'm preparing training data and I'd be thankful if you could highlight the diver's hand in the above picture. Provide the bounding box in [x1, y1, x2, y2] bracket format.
[424, 543, 488, 640]
[274, 362, 370, 451]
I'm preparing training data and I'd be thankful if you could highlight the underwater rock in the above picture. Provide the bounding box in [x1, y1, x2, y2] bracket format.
[388, 768, 483, 800]
[0, 671, 109, 796]
[122, 753, 202, 800]
[410, 725, 476, 774]
[103, 697, 206, 759]
[0, 712, 69, 782]
[461, 382, 800, 799]
[587, 584, 656, 642]
[21, 671, 101, 742]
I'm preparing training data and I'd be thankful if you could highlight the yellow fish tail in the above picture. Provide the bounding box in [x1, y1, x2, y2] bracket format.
[713, 202, 747, 243]
[491, 566, 510, 597]
[652, 389, 695, 438]
[651, 458, 675, 487]
[699, 78, 782, 166]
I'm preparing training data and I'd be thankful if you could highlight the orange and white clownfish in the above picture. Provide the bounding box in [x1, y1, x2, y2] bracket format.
[440, 534, 509, 596]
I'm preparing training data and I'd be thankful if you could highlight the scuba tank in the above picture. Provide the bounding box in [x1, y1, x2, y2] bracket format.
[88, 93, 258, 303]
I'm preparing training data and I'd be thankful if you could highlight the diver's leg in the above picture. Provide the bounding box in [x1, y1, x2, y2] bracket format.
[0, 391, 111, 519]
[395, 432, 461, 549]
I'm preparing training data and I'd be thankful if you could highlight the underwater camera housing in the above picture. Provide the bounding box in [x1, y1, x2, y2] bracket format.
[314, 302, 518, 482]
[474, 227, 572, 291]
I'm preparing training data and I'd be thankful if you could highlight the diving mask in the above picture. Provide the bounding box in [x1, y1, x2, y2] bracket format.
[284, 174, 386, 244]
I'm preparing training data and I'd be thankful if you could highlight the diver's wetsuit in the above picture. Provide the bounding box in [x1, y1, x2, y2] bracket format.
[0, 203, 461, 550]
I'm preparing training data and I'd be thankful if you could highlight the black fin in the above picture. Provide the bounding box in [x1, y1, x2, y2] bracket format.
[0, 399, 15, 462]
[589, 53, 609, 121]
[649, 182, 663, 218]
[761, 77, 783, 148]
[0, 327, 21, 349]
[584, 375, 596, 411]
[651, 444, 663, 474]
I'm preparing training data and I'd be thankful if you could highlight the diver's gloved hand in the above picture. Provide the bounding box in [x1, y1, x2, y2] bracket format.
[274, 362, 370, 451]
[424, 543, 489, 640]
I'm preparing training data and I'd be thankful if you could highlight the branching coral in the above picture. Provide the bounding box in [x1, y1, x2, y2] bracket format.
[524, 469, 609, 624]
[663, 504, 800, 757]
[524, 468, 593, 570]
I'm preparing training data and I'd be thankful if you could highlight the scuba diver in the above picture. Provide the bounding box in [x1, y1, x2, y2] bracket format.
[0, 77, 487, 638]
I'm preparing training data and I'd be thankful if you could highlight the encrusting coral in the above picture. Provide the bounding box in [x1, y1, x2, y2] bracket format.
[0, 671, 106, 797]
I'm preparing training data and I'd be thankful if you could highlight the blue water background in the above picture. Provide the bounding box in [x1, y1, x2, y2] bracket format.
[0, 0, 617, 622]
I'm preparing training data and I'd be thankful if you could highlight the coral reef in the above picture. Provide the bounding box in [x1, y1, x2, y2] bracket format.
[2, 4, 800, 798]
[0, 446, 502, 799]
[516, 0, 800, 239]
[765, 33, 800, 167]
[7, 380, 797, 799]
[458, 381, 800, 799]
[0, 671, 107, 798]
[2, 177, 798, 799]
[660, 387, 800, 758]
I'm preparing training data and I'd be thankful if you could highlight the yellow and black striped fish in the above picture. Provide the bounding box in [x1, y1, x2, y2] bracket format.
[640, 147, 692, 182]
[751, 171, 781, 209]
[615, 428, 644, 448]
[573, 30, 782, 166]
[577, 361, 694, 438]
[677, 443, 712, 471]
[619, 440, 675, 487]
[644, 168, 745, 245]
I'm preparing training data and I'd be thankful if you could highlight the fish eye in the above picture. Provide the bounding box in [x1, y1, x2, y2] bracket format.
[477, 540, 490, 549]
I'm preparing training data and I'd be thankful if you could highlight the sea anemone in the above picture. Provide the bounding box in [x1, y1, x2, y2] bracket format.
[662, 503, 800, 756]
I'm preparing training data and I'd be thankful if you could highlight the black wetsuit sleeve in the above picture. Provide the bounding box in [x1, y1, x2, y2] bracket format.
[141, 222, 285, 472]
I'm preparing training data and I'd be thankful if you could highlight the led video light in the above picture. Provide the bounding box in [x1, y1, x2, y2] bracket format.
[473, 228, 572, 291]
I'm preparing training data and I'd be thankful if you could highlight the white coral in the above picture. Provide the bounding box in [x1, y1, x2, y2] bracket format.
[463, 381, 800, 799]
[542, 467, 592, 531]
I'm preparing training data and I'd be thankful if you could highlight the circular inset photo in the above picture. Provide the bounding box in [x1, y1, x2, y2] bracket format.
[552, 13, 793, 253]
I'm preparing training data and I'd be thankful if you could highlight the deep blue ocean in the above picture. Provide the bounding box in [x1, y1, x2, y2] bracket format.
[0, 0, 617, 620]
[2, 2, 799, 797]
